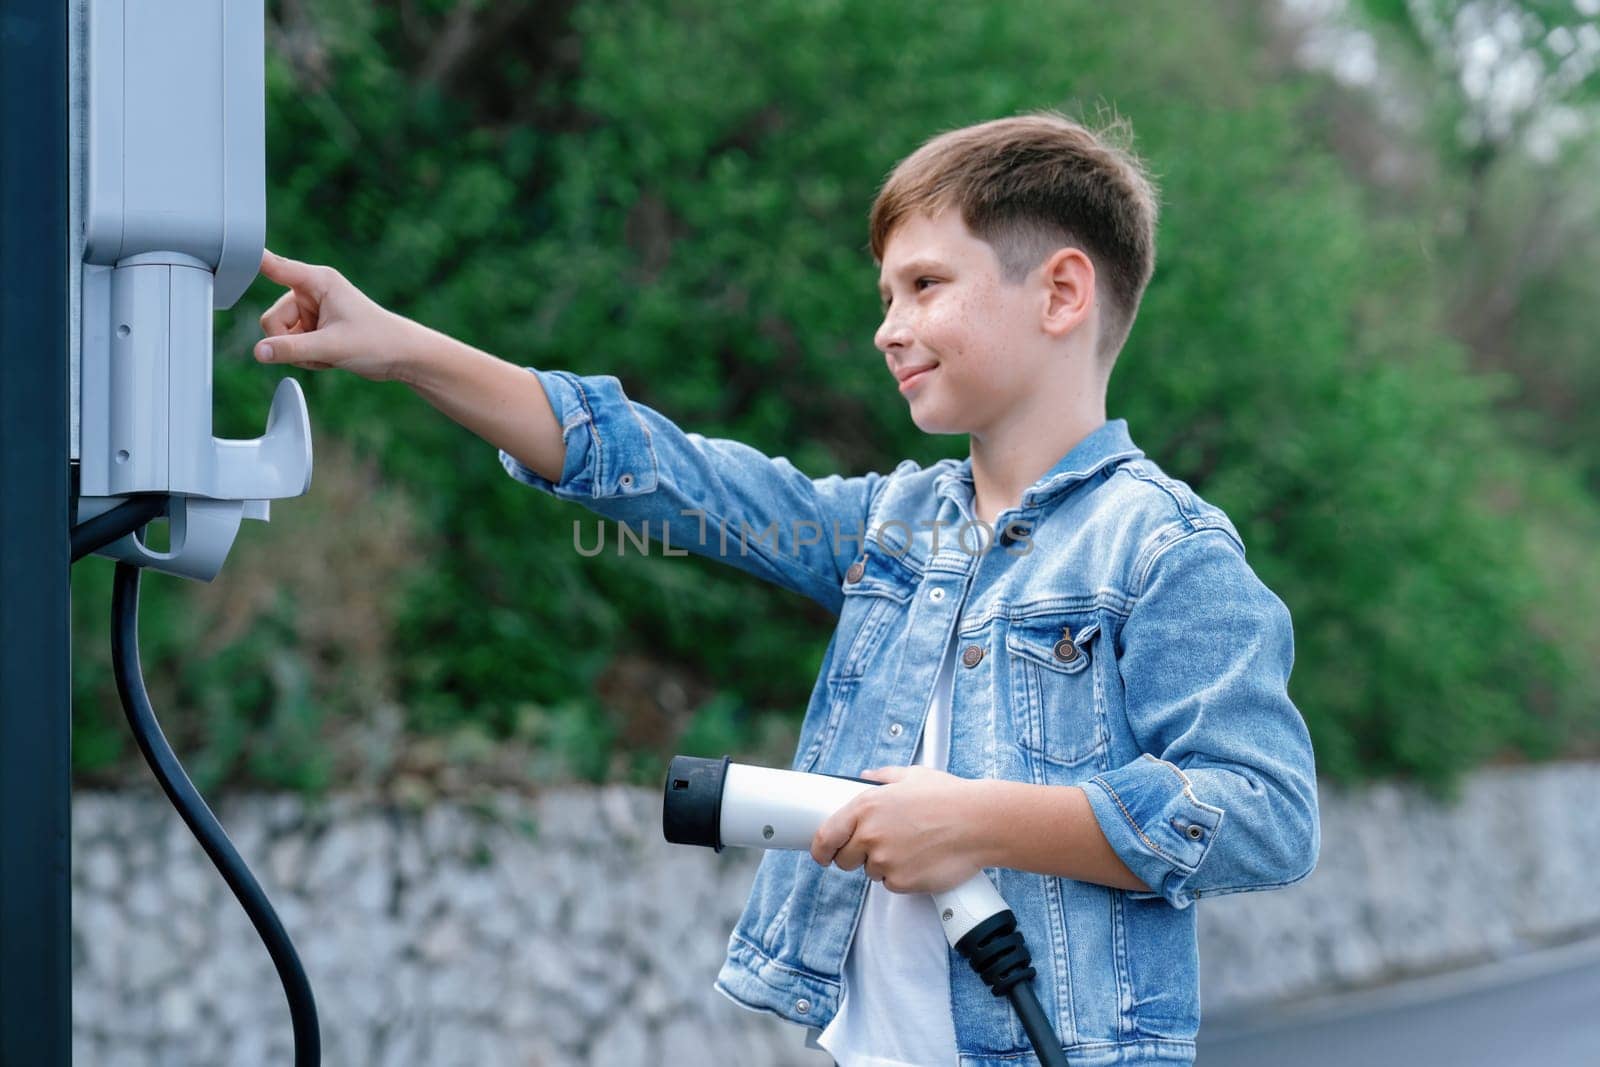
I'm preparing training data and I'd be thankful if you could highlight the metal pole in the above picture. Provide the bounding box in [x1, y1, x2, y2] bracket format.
[0, 0, 74, 1060]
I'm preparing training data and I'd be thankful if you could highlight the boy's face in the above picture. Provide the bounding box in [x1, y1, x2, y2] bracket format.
[875, 209, 1081, 438]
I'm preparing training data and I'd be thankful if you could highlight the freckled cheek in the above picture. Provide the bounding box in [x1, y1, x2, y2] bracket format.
[922, 302, 977, 358]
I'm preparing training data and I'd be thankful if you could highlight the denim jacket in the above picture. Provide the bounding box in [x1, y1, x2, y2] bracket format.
[500, 368, 1321, 1067]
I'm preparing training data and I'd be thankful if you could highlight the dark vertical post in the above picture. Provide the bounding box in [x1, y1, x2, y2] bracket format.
[0, 0, 74, 1062]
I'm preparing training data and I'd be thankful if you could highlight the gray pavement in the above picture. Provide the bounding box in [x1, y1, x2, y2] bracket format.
[1197, 935, 1600, 1066]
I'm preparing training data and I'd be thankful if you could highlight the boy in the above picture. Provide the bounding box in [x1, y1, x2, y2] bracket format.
[255, 110, 1320, 1067]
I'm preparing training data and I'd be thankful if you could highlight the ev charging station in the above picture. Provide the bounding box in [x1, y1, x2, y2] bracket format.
[76, 0, 312, 576]
[2, 1, 317, 1061]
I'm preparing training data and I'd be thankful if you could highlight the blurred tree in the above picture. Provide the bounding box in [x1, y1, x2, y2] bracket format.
[1312, 0, 1600, 486]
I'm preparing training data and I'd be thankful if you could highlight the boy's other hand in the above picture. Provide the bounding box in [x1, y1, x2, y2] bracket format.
[255, 248, 420, 383]
[809, 766, 986, 894]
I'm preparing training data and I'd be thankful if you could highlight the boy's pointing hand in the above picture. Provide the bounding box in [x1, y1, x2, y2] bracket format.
[809, 766, 988, 894]
[255, 248, 420, 383]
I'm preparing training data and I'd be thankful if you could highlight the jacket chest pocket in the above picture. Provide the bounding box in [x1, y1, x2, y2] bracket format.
[1005, 615, 1107, 773]
[829, 544, 917, 682]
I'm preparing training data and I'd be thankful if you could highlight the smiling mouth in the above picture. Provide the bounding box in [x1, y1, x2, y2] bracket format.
[897, 365, 937, 390]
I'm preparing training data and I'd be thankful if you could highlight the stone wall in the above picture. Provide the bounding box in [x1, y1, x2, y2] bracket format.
[69, 761, 1600, 1064]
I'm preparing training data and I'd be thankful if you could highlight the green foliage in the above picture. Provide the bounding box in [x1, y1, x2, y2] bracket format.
[72, 558, 333, 795]
[1098, 81, 1595, 797]
[71, 0, 1599, 800]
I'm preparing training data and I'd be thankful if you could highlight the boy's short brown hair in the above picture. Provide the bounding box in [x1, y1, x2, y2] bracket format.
[869, 109, 1160, 371]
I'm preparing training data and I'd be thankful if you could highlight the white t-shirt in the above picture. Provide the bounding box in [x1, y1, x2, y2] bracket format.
[815, 626, 962, 1067]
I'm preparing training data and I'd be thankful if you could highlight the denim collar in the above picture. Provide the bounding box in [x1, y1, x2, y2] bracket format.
[933, 418, 1145, 511]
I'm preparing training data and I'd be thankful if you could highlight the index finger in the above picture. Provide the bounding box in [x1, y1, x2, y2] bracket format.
[811, 803, 861, 867]
[259, 248, 327, 294]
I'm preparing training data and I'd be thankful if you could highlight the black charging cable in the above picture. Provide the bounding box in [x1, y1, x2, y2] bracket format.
[73, 496, 321, 1065]
[69, 495, 168, 562]
[953, 910, 1069, 1067]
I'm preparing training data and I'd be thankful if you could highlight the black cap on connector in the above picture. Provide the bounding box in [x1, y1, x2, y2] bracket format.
[662, 754, 731, 852]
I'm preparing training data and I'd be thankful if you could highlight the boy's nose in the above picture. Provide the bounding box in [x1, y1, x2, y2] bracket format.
[874, 313, 911, 354]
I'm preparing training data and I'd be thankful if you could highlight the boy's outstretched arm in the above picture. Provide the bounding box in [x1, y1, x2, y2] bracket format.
[398, 322, 566, 483]
[256, 248, 882, 611]
[254, 248, 566, 480]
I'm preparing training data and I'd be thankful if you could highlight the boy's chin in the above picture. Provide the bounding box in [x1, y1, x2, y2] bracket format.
[908, 406, 970, 436]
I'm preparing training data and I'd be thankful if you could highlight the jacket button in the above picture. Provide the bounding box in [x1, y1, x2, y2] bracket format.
[845, 560, 865, 584]
[888, 722, 903, 737]
[1052, 628, 1079, 662]
[961, 645, 984, 668]
[1186, 824, 1204, 840]
[796, 998, 811, 1014]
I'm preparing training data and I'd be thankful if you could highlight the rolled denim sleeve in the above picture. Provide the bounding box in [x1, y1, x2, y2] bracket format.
[498, 367, 884, 614]
[1080, 525, 1320, 910]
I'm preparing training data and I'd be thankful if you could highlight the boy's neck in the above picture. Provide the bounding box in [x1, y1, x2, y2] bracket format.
[967, 395, 1107, 527]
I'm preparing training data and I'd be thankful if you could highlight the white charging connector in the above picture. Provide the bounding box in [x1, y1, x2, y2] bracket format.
[664, 755, 1073, 1065]
[713, 761, 1010, 947]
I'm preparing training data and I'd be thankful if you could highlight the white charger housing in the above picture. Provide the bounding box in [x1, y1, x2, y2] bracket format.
[75, 0, 311, 580]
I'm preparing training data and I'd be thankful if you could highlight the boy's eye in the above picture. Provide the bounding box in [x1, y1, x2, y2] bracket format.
[880, 278, 940, 311]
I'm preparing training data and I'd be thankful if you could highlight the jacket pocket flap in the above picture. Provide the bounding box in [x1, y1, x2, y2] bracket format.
[840, 541, 919, 603]
[1005, 618, 1100, 674]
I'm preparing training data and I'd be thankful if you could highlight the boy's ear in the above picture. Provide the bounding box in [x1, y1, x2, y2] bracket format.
[1039, 247, 1095, 339]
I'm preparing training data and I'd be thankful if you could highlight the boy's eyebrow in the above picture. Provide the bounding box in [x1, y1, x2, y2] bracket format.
[877, 258, 948, 302]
